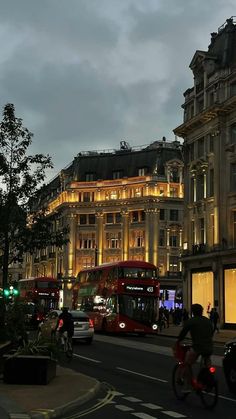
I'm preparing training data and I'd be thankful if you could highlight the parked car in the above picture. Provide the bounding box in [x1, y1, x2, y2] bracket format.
[38, 309, 94, 344]
[223, 339, 236, 393]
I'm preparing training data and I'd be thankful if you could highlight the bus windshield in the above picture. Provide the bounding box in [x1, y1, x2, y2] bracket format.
[118, 267, 157, 279]
[118, 295, 158, 325]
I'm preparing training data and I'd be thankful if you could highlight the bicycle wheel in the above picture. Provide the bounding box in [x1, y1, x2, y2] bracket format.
[172, 364, 189, 400]
[65, 338, 73, 359]
[200, 378, 218, 409]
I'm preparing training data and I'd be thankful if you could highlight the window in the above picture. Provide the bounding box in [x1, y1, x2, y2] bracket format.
[170, 209, 178, 221]
[105, 190, 120, 200]
[132, 211, 139, 223]
[169, 234, 178, 247]
[230, 124, 236, 144]
[106, 232, 121, 249]
[233, 211, 236, 247]
[106, 213, 114, 224]
[160, 209, 165, 220]
[88, 214, 95, 224]
[230, 83, 236, 97]
[198, 137, 204, 157]
[197, 174, 204, 200]
[113, 170, 123, 179]
[115, 213, 121, 223]
[190, 143, 194, 161]
[191, 220, 195, 245]
[230, 163, 236, 192]
[80, 214, 87, 225]
[200, 218, 205, 244]
[78, 233, 96, 249]
[169, 256, 178, 272]
[138, 167, 148, 176]
[131, 230, 145, 248]
[83, 192, 94, 202]
[85, 173, 94, 181]
[209, 135, 214, 153]
[190, 177, 195, 202]
[209, 169, 214, 197]
[170, 187, 178, 197]
[170, 168, 179, 183]
[159, 229, 165, 246]
[134, 187, 142, 197]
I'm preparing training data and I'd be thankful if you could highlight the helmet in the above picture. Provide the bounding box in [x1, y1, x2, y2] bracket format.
[191, 303, 203, 316]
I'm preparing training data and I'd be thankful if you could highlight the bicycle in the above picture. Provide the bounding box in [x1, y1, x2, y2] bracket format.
[60, 330, 73, 360]
[172, 342, 218, 409]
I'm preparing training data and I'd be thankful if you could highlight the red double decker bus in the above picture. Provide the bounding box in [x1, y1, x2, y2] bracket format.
[75, 260, 160, 335]
[18, 277, 60, 325]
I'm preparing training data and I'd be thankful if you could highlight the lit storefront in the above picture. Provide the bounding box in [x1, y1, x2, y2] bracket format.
[224, 268, 236, 324]
[192, 271, 214, 317]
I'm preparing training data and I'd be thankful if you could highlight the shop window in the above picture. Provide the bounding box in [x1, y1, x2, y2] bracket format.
[192, 271, 214, 317]
[230, 163, 236, 192]
[224, 268, 236, 323]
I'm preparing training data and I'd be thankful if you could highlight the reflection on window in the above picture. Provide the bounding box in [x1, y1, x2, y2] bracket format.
[118, 267, 157, 279]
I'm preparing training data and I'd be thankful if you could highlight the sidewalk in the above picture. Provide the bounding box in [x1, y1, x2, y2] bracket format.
[158, 323, 236, 344]
[0, 326, 235, 419]
[0, 365, 101, 419]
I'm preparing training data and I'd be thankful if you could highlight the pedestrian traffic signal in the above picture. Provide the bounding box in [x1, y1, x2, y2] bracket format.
[3, 286, 19, 298]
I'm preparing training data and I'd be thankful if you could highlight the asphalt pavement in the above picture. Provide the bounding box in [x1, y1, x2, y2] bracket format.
[0, 324, 235, 419]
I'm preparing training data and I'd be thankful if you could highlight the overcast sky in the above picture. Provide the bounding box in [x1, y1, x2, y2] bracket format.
[0, 0, 235, 179]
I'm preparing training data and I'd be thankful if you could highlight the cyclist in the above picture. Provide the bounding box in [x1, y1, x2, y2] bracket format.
[57, 307, 74, 344]
[174, 303, 214, 392]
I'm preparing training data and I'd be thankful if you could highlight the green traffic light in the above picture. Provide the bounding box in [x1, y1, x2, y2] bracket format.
[13, 288, 19, 295]
[3, 289, 10, 297]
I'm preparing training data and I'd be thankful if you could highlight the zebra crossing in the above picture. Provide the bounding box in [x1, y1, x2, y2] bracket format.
[102, 391, 187, 418]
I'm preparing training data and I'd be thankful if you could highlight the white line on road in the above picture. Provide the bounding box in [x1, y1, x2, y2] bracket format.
[115, 404, 134, 411]
[116, 367, 168, 382]
[141, 403, 163, 409]
[123, 396, 143, 402]
[73, 353, 101, 363]
[131, 413, 158, 419]
[163, 411, 186, 418]
[218, 394, 236, 402]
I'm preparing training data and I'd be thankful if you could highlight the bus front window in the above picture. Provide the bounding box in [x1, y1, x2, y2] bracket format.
[118, 295, 158, 325]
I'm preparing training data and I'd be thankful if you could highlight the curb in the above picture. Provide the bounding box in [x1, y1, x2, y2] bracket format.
[29, 380, 101, 419]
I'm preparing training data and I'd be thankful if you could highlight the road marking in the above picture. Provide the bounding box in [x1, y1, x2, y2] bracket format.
[131, 413, 158, 418]
[115, 404, 134, 411]
[218, 394, 236, 402]
[123, 396, 142, 402]
[141, 403, 163, 409]
[163, 412, 186, 418]
[73, 353, 101, 363]
[9, 415, 31, 419]
[117, 367, 168, 383]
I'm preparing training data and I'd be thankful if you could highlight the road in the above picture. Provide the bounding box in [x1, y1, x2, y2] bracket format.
[56, 333, 236, 419]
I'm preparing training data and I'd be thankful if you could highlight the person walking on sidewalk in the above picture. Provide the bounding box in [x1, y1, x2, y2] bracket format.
[210, 307, 220, 333]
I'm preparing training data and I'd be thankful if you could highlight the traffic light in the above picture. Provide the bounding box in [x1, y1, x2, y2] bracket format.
[3, 289, 10, 298]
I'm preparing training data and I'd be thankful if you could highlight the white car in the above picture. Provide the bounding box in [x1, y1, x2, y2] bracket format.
[38, 309, 94, 344]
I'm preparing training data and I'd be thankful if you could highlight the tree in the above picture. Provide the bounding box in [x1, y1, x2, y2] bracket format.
[0, 104, 68, 340]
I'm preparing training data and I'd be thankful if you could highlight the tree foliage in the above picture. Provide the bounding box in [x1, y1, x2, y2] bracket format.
[0, 103, 69, 288]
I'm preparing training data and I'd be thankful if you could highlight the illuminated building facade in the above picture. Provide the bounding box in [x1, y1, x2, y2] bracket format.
[24, 139, 184, 307]
[174, 17, 236, 326]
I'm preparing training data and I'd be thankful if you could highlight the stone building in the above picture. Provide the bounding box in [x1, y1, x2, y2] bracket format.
[174, 17, 236, 327]
[24, 139, 184, 308]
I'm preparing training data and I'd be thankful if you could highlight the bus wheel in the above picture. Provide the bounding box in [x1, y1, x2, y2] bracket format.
[102, 319, 108, 333]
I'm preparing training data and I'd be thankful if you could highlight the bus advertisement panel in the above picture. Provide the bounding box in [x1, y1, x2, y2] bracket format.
[18, 277, 60, 325]
[75, 261, 160, 335]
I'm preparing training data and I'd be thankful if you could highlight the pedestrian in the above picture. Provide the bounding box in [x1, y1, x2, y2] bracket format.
[182, 308, 189, 324]
[210, 307, 220, 333]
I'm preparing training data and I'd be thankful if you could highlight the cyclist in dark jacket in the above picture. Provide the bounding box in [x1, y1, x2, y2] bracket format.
[175, 303, 213, 392]
[58, 307, 74, 338]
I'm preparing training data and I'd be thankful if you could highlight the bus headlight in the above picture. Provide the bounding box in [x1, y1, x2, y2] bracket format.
[119, 322, 126, 329]
[152, 323, 158, 330]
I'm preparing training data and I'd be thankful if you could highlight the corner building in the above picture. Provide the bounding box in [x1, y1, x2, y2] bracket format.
[25, 140, 184, 308]
[174, 17, 236, 327]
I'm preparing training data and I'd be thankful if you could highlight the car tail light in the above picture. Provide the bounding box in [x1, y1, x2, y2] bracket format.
[58, 319, 64, 328]
[209, 366, 216, 374]
[89, 318, 94, 328]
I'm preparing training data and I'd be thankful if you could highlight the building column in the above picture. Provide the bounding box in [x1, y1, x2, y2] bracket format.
[121, 210, 129, 260]
[145, 207, 159, 266]
[65, 213, 77, 277]
[96, 211, 104, 265]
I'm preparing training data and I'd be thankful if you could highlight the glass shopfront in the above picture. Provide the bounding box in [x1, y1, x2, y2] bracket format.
[224, 268, 236, 324]
[192, 271, 214, 316]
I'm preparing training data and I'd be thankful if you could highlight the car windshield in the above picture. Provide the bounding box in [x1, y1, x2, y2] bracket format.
[70, 311, 88, 320]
